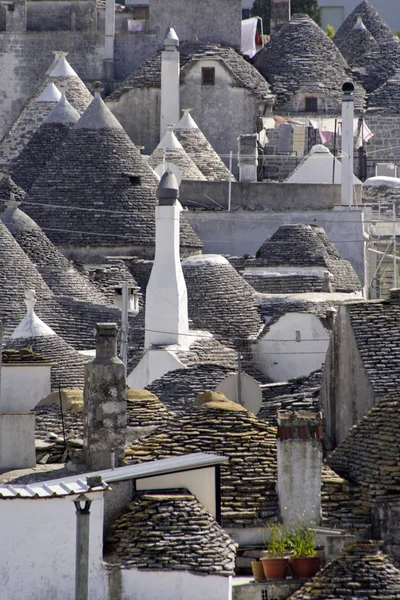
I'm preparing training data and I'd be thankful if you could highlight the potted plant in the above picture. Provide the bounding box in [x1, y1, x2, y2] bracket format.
[259, 523, 289, 580]
[287, 523, 321, 578]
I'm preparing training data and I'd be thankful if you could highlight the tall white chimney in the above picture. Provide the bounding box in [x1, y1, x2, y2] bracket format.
[341, 82, 355, 208]
[160, 27, 180, 141]
[145, 170, 189, 348]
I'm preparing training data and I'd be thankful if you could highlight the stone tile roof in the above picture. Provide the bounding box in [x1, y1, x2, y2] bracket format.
[367, 72, 400, 112]
[181, 255, 263, 347]
[1, 205, 110, 305]
[105, 490, 237, 574]
[148, 146, 206, 181]
[146, 364, 236, 412]
[0, 64, 92, 170]
[355, 36, 400, 94]
[108, 39, 270, 100]
[83, 261, 140, 305]
[174, 112, 235, 181]
[253, 14, 363, 110]
[23, 95, 201, 251]
[125, 403, 279, 528]
[328, 390, 400, 500]
[0, 219, 54, 337]
[254, 224, 362, 293]
[344, 291, 400, 396]
[6, 334, 89, 390]
[9, 97, 79, 193]
[289, 541, 400, 600]
[259, 369, 322, 422]
[2, 347, 48, 364]
[321, 466, 372, 536]
[334, 1, 393, 48]
[336, 20, 378, 68]
[0, 174, 26, 212]
[126, 388, 176, 427]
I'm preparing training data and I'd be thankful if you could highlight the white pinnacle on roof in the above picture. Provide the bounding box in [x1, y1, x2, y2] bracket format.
[49, 56, 78, 78]
[158, 126, 183, 150]
[164, 26, 179, 45]
[11, 289, 56, 340]
[175, 109, 198, 130]
[45, 51, 69, 75]
[353, 15, 367, 31]
[37, 83, 62, 103]
[75, 93, 124, 130]
[44, 94, 80, 125]
[285, 144, 361, 185]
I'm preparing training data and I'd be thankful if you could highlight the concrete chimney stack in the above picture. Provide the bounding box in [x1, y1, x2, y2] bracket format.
[341, 82, 355, 208]
[145, 170, 189, 348]
[104, 0, 115, 82]
[270, 0, 290, 35]
[160, 27, 180, 140]
[83, 323, 126, 471]
[238, 134, 258, 182]
[277, 410, 323, 526]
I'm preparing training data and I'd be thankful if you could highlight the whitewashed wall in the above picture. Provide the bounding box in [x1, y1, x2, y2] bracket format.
[0, 494, 106, 600]
[252, 312, 330, 382]
[0, 365, 51, 412]
[108, 568, 232, 600]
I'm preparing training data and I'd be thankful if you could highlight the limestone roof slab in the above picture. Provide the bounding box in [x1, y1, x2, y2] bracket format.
[105, 490, 237, 574]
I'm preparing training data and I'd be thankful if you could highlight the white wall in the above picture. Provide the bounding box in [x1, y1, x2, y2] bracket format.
[252, 313, 330, 382]
[136, 466, 217, 518]
[108, 568, 232, 600]
[0, 365, 51, 412]
[127, 348, 186, 389]
[0, 494, 106, 600]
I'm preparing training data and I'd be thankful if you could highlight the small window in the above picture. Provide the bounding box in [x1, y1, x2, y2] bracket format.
[305, 97, 318, 112]
[201, 67, 215, 86]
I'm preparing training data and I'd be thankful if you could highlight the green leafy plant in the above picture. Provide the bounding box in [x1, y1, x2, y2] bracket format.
[261, 522, 290, 556]
[287, 523, 316, 557]
[325, 24, 335, 39]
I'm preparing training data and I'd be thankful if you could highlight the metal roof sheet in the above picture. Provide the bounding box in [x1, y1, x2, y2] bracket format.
[0, 477, 108, 499]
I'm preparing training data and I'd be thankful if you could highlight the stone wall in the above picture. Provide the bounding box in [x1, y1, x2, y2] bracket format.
[0, 32, 104, 140]
[364, 113, 400, 178]
[149, 0, 242, 47]
[27, 0, 97, 32]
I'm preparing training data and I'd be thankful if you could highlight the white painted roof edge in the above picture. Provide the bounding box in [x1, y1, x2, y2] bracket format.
[37, 83, 62, 103]
[25, 453, 229, 489]
[0, 479, 109, 499]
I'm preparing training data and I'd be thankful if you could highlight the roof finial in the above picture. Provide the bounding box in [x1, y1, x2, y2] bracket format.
[24, 289, 37, 315]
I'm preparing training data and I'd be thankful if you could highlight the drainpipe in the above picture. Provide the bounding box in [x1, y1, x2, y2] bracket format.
[341, 82, 355, 208]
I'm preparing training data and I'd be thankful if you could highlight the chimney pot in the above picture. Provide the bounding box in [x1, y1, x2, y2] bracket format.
[95, 323, 119, 361]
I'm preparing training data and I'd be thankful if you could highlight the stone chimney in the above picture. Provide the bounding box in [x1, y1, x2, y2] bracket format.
[341, 82, 355, 207]
[270, 0, 290, 35]
[145, 170, 189, 348]
[277, 410, 323, 525]
[237, 134, 258, 182]
[83, 323, 126, 471]
[160, 27, 180, 140]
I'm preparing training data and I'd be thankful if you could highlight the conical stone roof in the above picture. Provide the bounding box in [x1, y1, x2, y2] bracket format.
[1, 204, 110, 304]
[0, 57, 92, 170]
[334, 0, 393, 48]
[289, 541, 400, 600]
[0, 219, 54, 337]
[253, 14, 363, 110]
[255, 224, 362, 293]
[125, 402, 278, 528]
[181, 254, 262, 346]
[10, 95, 80, 193]
[0, 173, 26, 211]
[337, 17, 378, 67]
[23, 95, 202, 252]
[148, 127, 206, 181]
[174, 110, 235, 181]
[368, 71, 400, 112]
[354, 35, 400, 93]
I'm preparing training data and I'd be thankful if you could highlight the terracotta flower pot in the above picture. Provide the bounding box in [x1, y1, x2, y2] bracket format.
[289, 556, 321, 578]
[260, 556, 289, 580]
[251, 560, 266, 581]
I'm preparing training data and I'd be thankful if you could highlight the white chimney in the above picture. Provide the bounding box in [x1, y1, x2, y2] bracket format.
[277, 410, 323, 526]
[160, 27, 180, 140]
[145, 170, 189, 348]
[341, 82, 355, 207]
